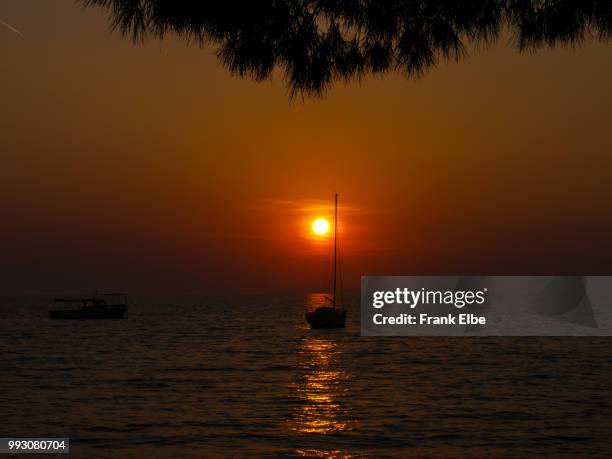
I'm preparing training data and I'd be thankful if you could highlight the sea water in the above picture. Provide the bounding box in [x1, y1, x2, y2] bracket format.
[0, 294, 610, 458]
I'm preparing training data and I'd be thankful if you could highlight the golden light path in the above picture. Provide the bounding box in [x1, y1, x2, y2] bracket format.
[312, 218, 330, 235]
[290, 319, 358, 458]
[291, 336, 349, 434]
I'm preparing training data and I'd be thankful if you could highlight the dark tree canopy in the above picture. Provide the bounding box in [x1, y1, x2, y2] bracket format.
[82, 0, 612, 97]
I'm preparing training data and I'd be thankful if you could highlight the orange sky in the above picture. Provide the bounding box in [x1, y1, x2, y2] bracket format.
[2, 1, 612, 294]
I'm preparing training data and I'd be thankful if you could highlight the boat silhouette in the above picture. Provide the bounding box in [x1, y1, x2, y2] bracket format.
[306, 194, 346, 329]
[49, 293, 128, 320]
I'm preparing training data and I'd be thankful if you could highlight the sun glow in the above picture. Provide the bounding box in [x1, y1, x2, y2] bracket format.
[312, 218, 330, 235]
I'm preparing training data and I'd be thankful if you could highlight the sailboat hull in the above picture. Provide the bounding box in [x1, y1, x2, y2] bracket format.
[49, 305, 127, 320]
[306, 307, 346, 329]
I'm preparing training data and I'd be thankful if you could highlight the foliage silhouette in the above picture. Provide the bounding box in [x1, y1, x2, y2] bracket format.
[82, 0, 612, 98]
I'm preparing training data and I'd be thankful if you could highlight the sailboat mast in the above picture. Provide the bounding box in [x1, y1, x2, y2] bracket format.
[333, 193, 338, 307]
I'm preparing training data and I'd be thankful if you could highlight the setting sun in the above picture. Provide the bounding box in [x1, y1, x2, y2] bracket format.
[312, 218, 330, 235]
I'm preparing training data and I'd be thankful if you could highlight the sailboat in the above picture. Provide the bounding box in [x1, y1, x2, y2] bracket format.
[49, 293, 128, 320]
[306, 193, 347, 329]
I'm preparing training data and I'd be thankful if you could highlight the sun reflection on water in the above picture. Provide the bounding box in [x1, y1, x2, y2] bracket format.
[290, 335, 351, 435]
[295, 449, 358, 459]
